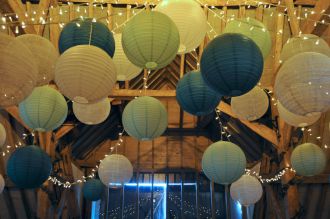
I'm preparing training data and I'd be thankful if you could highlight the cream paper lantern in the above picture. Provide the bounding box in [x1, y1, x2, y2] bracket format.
[16, 34, 59, 86]
[155, 0, 207, 54]
[230, 174, 263, 206]
[73, 98, 111, 125]
[0, 123, 6, 147]
[0, 33, 38, 107]
[231, 86, 269, 121]
[277, 101, 321, 127]
[113, 34, 142, 81]
[280, 34, 330, 63]
[55, 45, 117, 103]
[0, 174, 4, 194]
[275, 52, 330, 116]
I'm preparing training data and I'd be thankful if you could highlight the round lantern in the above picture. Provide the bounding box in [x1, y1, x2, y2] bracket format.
[83, 179, 104, 201]
[176, 71, 221, 116]
[200, 33, 263, 97]
[98, 154, 133, 187]
[224, 18, 272, 58]
[73, 98, 111, 125]
[202, 141, 246, 185]
[0, 33, 38, 107]
[0, 174, 4, 194]
[280, 34, 330, 63]
[277, 101, 321, 127]
[274, 52, 330, 116]
[16, 34, 59, 86]
[291, 143, 326, 176]
[122, 96, 168, 140]
[0, 123, 6, 147]
[230, 174, 263, 206]
[7, 145, 52, 189]
[19, 86, 68, 132]
[113, 34, 142, 81]
[231, 86, 269, 121]
[59, 18, 115, 57]
[155, 0, 207, 54]
[55, 45, 117, 103]
[122, 11, 180, 70]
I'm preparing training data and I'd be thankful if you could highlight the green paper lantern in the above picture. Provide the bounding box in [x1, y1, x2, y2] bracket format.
[83, 179, 104, 201]
[19, 86, 68, 131]
[122, 11, 180, 70]
[122, 96, 168, 140]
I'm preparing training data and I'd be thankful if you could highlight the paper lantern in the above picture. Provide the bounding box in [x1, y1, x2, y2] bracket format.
[16, 34, 59, 86]
[277, 101, 321, 127]
[7, 145, 52, 189]
[0, 123, 6, 147]
[0, 174, 4, 194]
[291, 143, 326, 176]
[113, 34, 142, 81]
[176, 71, 221, 116]
[122, 96, 168, 140]
[280, 34, 330, 63]
[275, 52, 330, 116]
[200, 33, 263, 97]
[55, 45, 117, 103]
[155, 0, 207, 54]
[0, 33, 38, 107]
[73, 98, 111, 125]
[202, 141, 246, 185]
[98, 154, 133, 187]
[122, 11, 180, 70]
[59, 18, 115, 57]
[230, 174, 263, 206]
[19, 86, 68, 132]
[83, 179, 104, 201]
[224, 18, 272, 58]
[231, 86, 269, 121]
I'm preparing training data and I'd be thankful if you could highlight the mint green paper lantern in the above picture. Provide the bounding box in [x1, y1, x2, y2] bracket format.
[19, 86, 68, 131]
[122, 96, 168, 140]
[122, 11, 180, 70]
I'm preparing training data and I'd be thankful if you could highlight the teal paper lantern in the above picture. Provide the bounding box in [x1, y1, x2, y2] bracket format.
[19, 86, 68, 132]
[83, 179, 104, 201]
[200, 33, 263, 97]
[122, 96, 168, 140]
[59, 18, 115, 57]
[7, 145, 52, 189]
[176, 71, 221, 116]
[202, 141, 246, 185]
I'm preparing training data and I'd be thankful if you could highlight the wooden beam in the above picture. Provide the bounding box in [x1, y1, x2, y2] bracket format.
[55, 124, 75, 140]
[109, 89, 176, 99]
[284, 0, 301, 36]
[35, 0, 51, 35]
[5, 106, 31, 132]
[49, 6, 60, 50]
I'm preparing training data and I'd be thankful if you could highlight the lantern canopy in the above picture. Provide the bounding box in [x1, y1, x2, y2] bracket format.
[82, 179, 104, 201]
[176, 71, 221, 116]
[0, 174, 4, 194]
[55, 45, 117, 103]
[202, 141, 246, 185]
[155, 0, 207, 54]
[0, 123, 6, 147]
[200, 33, 263, 97]
[7, 145, 52, 189]
[122, 96, 168, 141]
[122, 11, 180, 70]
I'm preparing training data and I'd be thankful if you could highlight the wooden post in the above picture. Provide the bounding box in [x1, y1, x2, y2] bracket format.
[210, 180, 216, 219]
[284, 0, 301, 36]
[49, 6, 60, 50]
[225, 185, 231, 219]
[107, 4, 113, 30]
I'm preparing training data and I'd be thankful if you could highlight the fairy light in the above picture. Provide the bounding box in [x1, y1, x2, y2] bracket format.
[245, 167, 296, 183]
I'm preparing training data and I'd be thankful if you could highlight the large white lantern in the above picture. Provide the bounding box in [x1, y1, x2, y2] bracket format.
[0, 123, 6, 147]
[0, 174, 4, 194]
[98, 154, 133, 187]
[73, 98, 111, 125]
[55, 45, 117, 103]
[155, 0, 207, 54]
[16, 34, 59, 86]
[275, 52, 330, 116]
[230, 174, 263, 206]
[231, 86, 269, 121]
[0, 33, 38, 107]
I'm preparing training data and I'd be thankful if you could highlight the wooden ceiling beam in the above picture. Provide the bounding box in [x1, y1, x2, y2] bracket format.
[284, 0, 301, 36]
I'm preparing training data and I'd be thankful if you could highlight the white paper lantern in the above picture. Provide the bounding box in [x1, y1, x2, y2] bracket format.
[230, 174, 263, 206]
[277, 101, 321, 127]
[16, 34, 59, 86]
[0, 123, 6, 147]
[73, 98, 111, 125]
[275, 52, 330, 116]
[98, 154, 133, 187]
[113, 34, 142, 81]
[280, 34, 330, 63]
[155, 0, 207, 54]
[55, 45, 117, 103]
[0, 33, 38, 107]
[0, 174, 4, 194]
[231, 86, 269, 121]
